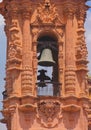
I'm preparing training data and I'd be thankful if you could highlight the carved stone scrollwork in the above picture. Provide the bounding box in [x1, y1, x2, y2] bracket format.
[37, 100, 62, 128]
[9, 19, 21, 45]
[7, 19, 22, 71]
[7, 44, 22, 70]
[76, 4, 88, 22]
[8, 44, 17, 59]
[76, 5, 88, 70]
[37, 0, 57, 24]
[75, 9, 89, 97]
[8, 43, 21, 59]
[34, 0, 63, 25]
[76, 7, 88, 96]
[76, 20, 88, 62]
[63, 5, 75, 20]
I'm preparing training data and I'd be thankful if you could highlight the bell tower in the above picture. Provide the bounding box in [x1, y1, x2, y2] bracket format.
[0, 0, 90, 130]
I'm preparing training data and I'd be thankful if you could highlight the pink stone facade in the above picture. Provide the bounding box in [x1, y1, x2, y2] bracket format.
[0, 0, 90, 130]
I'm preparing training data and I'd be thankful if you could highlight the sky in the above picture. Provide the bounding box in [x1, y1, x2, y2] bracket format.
[0, 0, 91, 130]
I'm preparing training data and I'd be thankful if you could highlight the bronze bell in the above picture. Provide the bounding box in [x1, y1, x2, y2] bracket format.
[38, 48, 55, 66]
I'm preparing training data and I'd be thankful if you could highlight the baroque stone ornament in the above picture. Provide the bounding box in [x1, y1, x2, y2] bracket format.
[37, 0, 60, 24]
[37, 100, 62, 128]
[0, 0, 90, 130]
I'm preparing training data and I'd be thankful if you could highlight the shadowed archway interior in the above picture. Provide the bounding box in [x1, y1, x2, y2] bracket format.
[37, 34, 60, 96]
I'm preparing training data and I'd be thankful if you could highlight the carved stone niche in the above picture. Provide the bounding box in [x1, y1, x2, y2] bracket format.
[37, 100, 62, 128]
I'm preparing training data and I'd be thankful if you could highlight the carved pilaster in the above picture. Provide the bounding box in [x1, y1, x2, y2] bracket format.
[3, 6, 22, 97]
[76, 19, 88, 68]
[63, 4, 75, 20]
[5, 5, 22, 71]
[21, 10, 34, 95]
[64, 7, 76, 96]
[76, 5, 88, 97]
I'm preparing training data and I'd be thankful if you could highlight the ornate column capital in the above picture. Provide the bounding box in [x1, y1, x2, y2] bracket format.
[76, 4, 88, 22]
[63, 5, 75, 20]
[10, 10, 18, 19]
[22, 9, 31, 20]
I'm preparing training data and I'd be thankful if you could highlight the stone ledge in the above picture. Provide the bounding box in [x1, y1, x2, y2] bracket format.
[62, 104, 81, 112]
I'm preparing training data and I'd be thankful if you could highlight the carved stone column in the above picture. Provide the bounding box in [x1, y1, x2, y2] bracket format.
[4, 6, 22, 97]
[21, 10, 34, 95]
[76, 6, 89, 96]
[64, 8, 76, 95]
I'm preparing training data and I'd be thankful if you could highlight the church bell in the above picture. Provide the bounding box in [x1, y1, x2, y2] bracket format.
[38, 48, 55, 66]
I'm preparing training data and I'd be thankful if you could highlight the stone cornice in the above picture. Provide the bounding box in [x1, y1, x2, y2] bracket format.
[0, 0, 32, 18]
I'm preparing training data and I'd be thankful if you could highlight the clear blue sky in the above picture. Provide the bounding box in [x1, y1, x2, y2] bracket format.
[0, 1, 91, 130]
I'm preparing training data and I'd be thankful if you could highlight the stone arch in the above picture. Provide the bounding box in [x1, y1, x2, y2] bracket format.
[37, 30, 58, 42]
[36, 29, 60, 96]
[32, 28, 61, 44]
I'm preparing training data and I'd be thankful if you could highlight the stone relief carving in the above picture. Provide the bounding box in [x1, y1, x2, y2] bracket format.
[37, 100, 62, 128]
[8, 44, 21, 60]
[76, 33, 88, 60]
[7, 19, 22, 69]
[76, 14, 88, 61]
[9, 20, 21, 45]
[76, 18, 88, 96]
[37, 0, 58, 24]
[31, 0, 63, 26]
[8, 19, 22, 60]
[8, 44, 17, 59]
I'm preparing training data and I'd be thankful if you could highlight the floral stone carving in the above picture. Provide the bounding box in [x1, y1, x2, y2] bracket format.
[37, 0, 59, 24]
[37, 100, 62, 128]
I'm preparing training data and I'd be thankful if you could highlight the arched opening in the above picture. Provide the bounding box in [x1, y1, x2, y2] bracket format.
[37, 34, 60, 96]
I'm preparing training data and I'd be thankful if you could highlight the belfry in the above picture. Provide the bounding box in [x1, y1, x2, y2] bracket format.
[0, 0, 91, 130]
